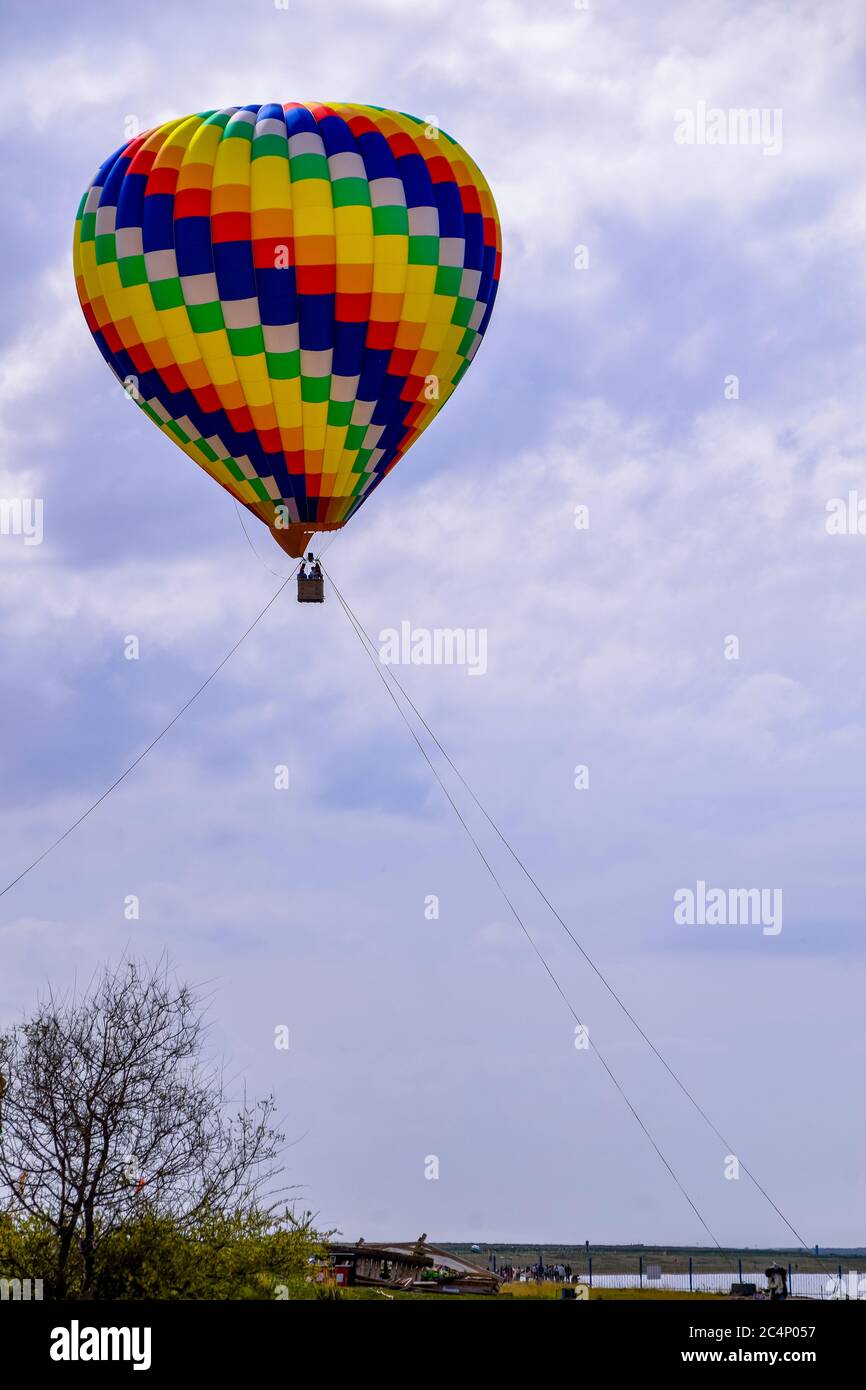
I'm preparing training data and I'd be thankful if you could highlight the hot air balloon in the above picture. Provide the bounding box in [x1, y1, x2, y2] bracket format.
[73, 103, 501, 560]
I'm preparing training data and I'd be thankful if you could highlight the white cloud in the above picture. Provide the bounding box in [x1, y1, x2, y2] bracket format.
[0, 262, 84, 484]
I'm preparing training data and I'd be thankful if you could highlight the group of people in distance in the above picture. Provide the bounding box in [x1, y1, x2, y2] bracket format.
[498, 1262, 576, 1283]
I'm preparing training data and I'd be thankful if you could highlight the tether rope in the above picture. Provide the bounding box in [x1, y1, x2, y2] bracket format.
[0, 571, 296, 902]
[323, 561, 823, 1265]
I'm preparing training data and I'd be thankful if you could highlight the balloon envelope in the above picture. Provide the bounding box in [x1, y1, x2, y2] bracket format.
[74, 103, 501, 556]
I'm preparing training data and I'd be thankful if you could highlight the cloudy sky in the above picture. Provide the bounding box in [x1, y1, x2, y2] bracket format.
[1, 0, 864, 1248]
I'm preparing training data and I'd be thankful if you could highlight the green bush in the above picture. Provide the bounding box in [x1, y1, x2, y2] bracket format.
[0, 1205, 326, 1301]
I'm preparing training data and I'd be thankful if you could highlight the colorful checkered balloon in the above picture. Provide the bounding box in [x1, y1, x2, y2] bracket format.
[73, 103, 502, 557]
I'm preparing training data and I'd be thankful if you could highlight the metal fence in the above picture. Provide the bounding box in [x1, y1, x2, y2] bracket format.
[571, 1268, 861, 1300]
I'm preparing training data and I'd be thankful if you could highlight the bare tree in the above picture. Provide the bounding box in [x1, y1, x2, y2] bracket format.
[0, 958, 284, 1297]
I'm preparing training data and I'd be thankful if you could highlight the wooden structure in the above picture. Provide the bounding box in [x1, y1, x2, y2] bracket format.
[327, 1241, 429, 1289]
[326, 1236, 502, 1295]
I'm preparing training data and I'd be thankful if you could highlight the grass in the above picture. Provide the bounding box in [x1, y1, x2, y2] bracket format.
[338, 1283, 721, 1302]
[501, 1283, 719, 1301]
